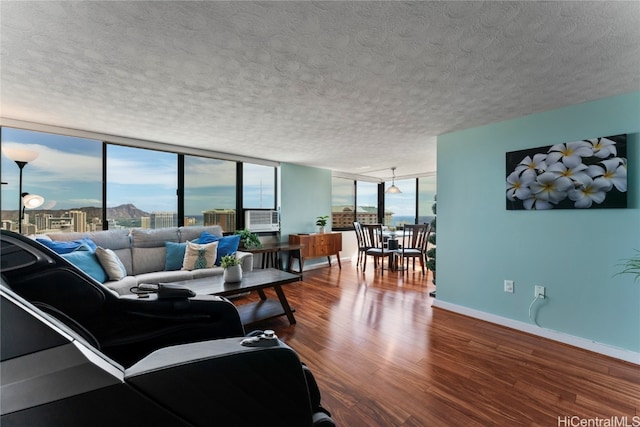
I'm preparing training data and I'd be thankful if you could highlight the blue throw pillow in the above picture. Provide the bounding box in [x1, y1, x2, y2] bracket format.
[165, 242, 187, 271]
[199, 232, 240, 265]
[198, 231, 221, 244]
[37, 237, 97, 254]
[61, 245, 107, 283]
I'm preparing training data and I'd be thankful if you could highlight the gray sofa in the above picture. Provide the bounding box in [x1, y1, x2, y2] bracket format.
[42, 226, 253, 296]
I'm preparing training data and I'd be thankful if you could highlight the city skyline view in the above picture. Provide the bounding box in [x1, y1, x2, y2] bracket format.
[1, 128, 275, 216]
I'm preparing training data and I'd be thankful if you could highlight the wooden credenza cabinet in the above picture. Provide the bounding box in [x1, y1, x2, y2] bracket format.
[289, 232, 342, 271]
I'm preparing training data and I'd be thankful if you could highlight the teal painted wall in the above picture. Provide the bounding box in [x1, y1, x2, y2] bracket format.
[280, 163, 332, 267]
[437, 92, 640, 352]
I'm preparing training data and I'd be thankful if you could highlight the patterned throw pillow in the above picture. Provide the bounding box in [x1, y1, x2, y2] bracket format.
[182, 241, 218, 271]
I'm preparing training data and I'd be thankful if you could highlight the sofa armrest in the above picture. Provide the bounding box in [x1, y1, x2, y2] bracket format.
[126, 338, 315, 426]
[235, 251, 254, 272]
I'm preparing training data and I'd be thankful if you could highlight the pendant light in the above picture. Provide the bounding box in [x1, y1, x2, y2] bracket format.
[385, 167, 402, 194]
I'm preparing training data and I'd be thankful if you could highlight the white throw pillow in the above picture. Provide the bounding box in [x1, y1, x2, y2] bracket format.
[95, 246, 127, 281]
[182, 241, 218, 271]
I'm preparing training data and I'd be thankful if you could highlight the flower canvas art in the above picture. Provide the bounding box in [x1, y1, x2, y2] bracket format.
[506, 134, 627, 210]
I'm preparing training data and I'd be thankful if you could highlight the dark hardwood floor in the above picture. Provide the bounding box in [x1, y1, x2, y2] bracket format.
[234, 263, 640, 426]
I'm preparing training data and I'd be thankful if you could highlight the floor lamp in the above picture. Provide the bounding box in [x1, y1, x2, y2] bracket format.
[2, 147, 39, 234]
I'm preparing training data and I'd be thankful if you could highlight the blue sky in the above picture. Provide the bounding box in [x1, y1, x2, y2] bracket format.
[1, 128, 274, 213]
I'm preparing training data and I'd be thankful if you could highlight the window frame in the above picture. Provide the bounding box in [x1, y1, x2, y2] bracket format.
[1, 126, 279, 234]
[332, 175, 436, 231]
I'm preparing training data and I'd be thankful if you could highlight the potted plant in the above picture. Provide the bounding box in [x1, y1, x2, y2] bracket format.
[315, 215, 329, 233]
[221, 253, 242, 282]
[235, 228, 262, 249]
[427, 195, 436, 291]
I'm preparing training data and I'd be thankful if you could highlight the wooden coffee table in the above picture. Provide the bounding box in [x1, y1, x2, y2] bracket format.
[167, 268, 301, 326]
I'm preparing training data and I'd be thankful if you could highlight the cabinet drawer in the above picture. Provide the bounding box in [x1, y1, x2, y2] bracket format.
[289, 233, 341, 258]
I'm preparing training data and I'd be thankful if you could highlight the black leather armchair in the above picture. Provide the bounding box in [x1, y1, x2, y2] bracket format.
[1, 230, 245, 366]
[1, 283, 335, 426]
[1, 230, 335, 426]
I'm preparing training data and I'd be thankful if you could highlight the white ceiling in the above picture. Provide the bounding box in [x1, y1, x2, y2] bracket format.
[1, 1, 639, 181]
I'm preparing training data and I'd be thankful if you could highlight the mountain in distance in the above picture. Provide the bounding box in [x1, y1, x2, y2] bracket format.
[1, 203, 150, 221]
[75, 203, 151, 219]
[105, 203, 150, 219]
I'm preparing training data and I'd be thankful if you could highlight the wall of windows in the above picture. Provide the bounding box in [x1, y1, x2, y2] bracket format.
[332, 174, 437, 230]
[1, 125, 432, 235]
[1, 126, 277, 234]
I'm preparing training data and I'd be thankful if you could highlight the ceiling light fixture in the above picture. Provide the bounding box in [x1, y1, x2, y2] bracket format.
[385, 167, 402, 194]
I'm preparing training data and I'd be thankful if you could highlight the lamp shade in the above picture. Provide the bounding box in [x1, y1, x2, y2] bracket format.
[23, 193, 45, 209]
[2, 147, 39, 163]
[385, 184, 402, 194]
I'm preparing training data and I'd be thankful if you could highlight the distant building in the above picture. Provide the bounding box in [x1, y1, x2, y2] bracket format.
[35, 213, 52, 232]
[106, 219, 126, 230]
[68, 210, 87, 233]
[48, 217, 74, 232]
[151, 212, 176, 229]
[203, 209, 236, 232]
[22, 223, 37, 235]
[331, 205, 393, 228]
[88, 217, 103, 232]
[140, 217, 151, 229]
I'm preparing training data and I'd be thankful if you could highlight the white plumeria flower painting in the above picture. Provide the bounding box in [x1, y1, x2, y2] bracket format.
[506, 134, 627, 210]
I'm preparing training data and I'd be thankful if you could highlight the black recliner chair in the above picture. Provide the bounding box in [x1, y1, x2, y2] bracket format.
[1, 230, 335, 426]
[1, 229, 246, 366]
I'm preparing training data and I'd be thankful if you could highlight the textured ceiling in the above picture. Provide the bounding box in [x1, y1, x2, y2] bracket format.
[1, 1, 639, 181]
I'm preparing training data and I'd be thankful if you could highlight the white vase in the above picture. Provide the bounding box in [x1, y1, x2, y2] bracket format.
[223, 265, 243, 282]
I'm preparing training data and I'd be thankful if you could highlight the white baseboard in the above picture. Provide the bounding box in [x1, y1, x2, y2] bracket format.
[432, 299, 640, 365]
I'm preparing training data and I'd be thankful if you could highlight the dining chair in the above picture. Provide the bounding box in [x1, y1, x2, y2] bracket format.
[353, 221, 369, 267]
[398, 223, 430, 274]
[362, 223, 396, 275]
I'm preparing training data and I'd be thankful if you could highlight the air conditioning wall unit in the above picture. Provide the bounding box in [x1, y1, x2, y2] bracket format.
[245, 210, 280, 232]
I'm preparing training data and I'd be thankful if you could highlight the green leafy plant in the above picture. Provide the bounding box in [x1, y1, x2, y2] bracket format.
[426, 247, 436, 272]
[315, 215, 329, 227]
[427, 197, 436, 272]
[220, 253, 240, 268]
[615, 250, 640, 283]
[235, 228, 262, 249]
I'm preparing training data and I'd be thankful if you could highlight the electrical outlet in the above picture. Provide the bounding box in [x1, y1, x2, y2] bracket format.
[504, 280, 514, 293]
[535, 285, 545, 298]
